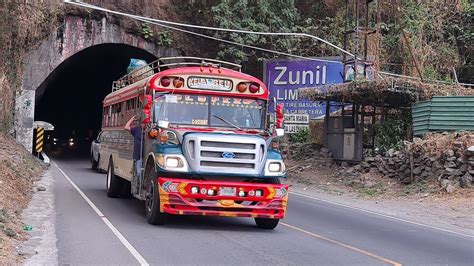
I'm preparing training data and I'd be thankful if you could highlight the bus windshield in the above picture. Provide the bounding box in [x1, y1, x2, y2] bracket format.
[154, 94, 265, 129]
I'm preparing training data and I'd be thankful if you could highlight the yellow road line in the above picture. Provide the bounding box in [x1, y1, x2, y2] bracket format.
[281, 222, 402, 266]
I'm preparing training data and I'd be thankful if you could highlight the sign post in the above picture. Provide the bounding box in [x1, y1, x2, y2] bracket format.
[33, 121, 54, 159]
[35, 127, 44, 157]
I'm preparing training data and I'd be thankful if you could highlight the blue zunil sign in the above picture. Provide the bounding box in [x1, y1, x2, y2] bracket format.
[264, 59, 344, 119]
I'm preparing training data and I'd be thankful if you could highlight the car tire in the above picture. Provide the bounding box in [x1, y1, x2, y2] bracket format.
[144, 160, 167, 225]
[121, 180, 132, 198]
[106, 158, 124, 198]
[91, 153, 98, 170]
[255, 218, 280, 229]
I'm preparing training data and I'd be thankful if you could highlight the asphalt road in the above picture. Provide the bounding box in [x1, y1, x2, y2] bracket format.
[52, 157, 473, 265]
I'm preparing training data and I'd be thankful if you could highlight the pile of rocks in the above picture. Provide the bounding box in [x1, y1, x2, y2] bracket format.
[346, 132, 474, 193]
[285, 143, 333, 170]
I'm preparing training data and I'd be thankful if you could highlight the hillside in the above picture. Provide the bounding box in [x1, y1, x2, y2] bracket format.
[0, 134, 45, 264]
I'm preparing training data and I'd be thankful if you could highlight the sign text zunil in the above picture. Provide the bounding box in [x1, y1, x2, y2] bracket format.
[265, 59, 343, 119]
[273, 65, 327, 86]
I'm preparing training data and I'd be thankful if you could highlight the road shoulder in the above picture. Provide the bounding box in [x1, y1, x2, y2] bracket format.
[288, 181, 474, 237]
[21, 168, 58, 265]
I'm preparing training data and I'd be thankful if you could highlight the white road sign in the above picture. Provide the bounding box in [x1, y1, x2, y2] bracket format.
[284, 114, 309, 124]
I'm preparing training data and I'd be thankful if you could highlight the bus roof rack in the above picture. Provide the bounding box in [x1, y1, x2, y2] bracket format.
[112, 57, 242, 92]
[157, 57, 242, 72]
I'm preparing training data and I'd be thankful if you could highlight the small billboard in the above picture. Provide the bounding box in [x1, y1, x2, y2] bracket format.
[264, 58, 344, 119]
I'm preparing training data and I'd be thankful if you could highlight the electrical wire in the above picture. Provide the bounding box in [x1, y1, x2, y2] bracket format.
[63, 0, 355, 57]
[64, 0, 473, 87]
[135, 18, 343, 64]
[379, 71, 473, 87]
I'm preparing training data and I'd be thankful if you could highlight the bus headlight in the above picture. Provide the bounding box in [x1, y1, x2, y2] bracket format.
[268, 162, 282, 172]
[155, 154, 188, 172]
[265, 160, 286, 176]
[166, 157, 182, 168]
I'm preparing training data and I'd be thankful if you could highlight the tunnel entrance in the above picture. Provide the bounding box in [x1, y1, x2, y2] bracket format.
[34, 43, 157, 156]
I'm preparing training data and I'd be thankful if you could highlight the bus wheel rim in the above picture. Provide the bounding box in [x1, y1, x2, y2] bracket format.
[146, 180, 154, 213]
[107, 165, 111, 189]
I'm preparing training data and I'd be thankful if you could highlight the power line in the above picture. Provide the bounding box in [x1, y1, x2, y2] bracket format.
[64, 0, 343, 64]
[63, 0, 355, 57]
[379, 71, 474, 87]
[64, 0, 473, 87]
[135, 18, 343, 64]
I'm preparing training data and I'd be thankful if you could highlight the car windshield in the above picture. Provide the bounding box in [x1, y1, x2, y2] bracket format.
[154, 94, 265, 129]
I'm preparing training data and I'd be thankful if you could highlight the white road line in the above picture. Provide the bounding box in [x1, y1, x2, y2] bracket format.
[290, 191, 474, 238]
[54, 162, 149, 266]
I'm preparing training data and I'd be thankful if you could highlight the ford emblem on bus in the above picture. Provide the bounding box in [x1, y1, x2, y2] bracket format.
[222, 152, 236, 159]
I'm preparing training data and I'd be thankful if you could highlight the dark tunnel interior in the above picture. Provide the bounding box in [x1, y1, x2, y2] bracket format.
[35, 43, 157, 156]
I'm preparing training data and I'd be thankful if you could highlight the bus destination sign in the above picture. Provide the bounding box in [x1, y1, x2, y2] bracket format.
[188, 77, 233, 91]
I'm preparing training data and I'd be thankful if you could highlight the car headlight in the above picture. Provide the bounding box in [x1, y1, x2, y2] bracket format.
[155, 154, 188, 172]
[265, 160, 286, 176]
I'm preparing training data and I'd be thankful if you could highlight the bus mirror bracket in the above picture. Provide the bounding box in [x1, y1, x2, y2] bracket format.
[266, 128, 285, 147]
[275, 128, 284, 137]
[157, 120, 169, 129]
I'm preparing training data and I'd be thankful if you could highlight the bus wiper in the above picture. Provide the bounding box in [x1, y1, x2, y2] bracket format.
[212, 115, 242, 130]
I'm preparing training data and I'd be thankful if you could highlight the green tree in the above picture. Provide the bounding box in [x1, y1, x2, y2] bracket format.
[211, 0, 303, 64]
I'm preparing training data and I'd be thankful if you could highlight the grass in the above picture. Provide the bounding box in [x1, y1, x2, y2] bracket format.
[357, 187, 385, 197]
[400, 180, 433, 195]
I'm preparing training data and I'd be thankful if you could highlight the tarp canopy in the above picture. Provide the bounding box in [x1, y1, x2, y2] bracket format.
[300, 78, 473, 108]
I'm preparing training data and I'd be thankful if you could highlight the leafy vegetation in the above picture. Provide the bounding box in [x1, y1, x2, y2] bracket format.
[141, 23, 154, 40]
[156, 30, 174, 46]
[289, 127, 310, 144]
[209, 0, 472, 83]
[211, 0, 304, 64]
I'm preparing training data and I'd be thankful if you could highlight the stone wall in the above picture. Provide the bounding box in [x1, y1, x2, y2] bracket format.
[345, 132, 474, 193]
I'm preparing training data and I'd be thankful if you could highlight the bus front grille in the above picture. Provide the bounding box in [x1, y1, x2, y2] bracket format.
[184, 133, 266, 175]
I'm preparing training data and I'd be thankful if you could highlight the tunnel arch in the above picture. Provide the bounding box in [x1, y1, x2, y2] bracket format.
[15, 15, 178, 152]
[34, 43, 158, 155]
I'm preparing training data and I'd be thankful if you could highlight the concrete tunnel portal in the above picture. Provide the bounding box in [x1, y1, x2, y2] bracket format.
[34, 43, 157, 155]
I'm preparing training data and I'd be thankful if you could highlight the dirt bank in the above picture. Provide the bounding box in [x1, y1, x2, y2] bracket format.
[0, 133, 45, 264]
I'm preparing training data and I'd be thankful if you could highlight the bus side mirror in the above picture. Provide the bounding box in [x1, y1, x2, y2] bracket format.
[157, 120, 169, 129]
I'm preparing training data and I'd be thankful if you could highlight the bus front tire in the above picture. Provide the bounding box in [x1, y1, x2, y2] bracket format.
[106, 158, 124, 198]
[255, 218, 279, 229]
[144, 161, 167, 225]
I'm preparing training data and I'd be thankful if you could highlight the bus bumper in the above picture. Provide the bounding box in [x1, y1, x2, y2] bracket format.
[158, 178, 288, 219]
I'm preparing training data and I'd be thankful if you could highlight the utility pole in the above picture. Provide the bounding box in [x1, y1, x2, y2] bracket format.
[342, 0, 379, 82]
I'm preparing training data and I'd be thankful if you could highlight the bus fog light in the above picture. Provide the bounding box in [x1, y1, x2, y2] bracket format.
[248, 190, 255, 196]
[255, 190, 263, 197]
[238, 190, 246, 197]
[200, 188, 207, 195]
[191, 186, 199, 194]
[207, 189, 215, 196]
[268, 162, 282, 172]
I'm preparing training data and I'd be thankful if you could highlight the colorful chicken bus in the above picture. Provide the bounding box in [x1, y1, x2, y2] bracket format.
[99, 57, 287, 229]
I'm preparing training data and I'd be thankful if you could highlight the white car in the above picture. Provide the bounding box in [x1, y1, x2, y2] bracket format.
[90, 132, 103, 172]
